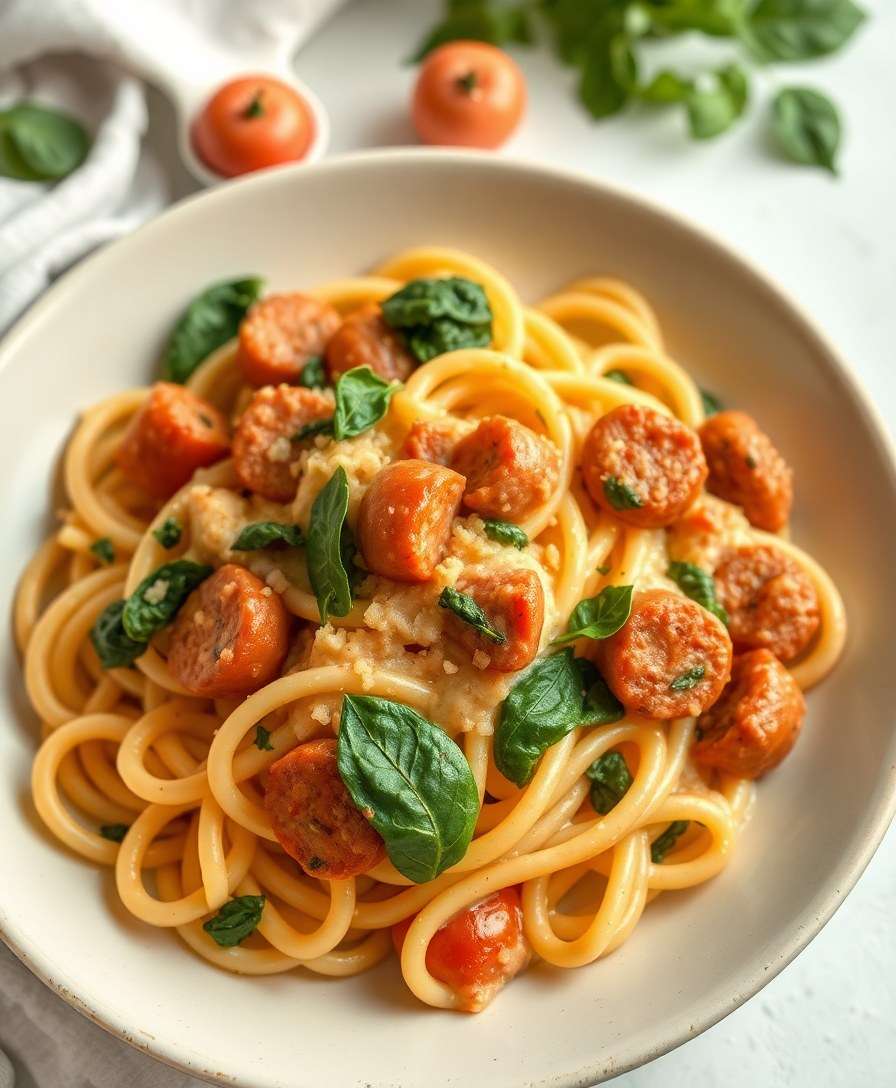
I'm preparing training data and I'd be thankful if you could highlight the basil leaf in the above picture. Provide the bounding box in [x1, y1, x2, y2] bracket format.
[596, 564, 612, 576]
[254, 725, 274, 751]
[438, 586, 507, 644]
[202, 895, 266, 947]
[409, 2, 533, 62]
[646, 0, 748, 36]
[381, 277, 492, 363]
[483, 519, 529, 549]
[121, 560, 212, 643]
[495, 649, 584, 786]
[231, 521, 304, 551]
[686, 63, 749, 140]
[771, 86, 841, 174]
[640, 70, 694, 104]
[670, 664, 706, 690]
[99, 823, 129, 843]
[298, 355, 327, 388]
[741, 0, 865, 62]
[554, 585, 633, 645]
[667, 561, 728, 624]
[90, 538, 115, 566]
[701, 387, 723, 416]
[90, 601, 147, 669]
[603, 475, 643, 511]
[577, 658, 625, 726]
[162, 277, 264, 383]
[579, 32, 638, 119]
[337, 694, 478, 883]
[651, 820, 689, 863]
[306, 467, 353, 624]
[333, 366, 399, 440]
[603, 368, 634, 384]
[0, 104, 89, 181]
[152, 517, 182, 550]
[586, 751, 633, 814]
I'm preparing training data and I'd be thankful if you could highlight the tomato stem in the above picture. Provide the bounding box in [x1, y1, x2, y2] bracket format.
[243, 91, 265, 119]
[455, 71, 478, 95]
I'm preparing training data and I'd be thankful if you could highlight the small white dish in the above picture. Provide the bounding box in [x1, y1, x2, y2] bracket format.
[1, 150, 894, 1088]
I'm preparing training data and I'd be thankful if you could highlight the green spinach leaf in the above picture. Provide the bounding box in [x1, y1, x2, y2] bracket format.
[231, 521, 305, 551]
[0, 104, 89, 181]
[667, 561, 728, 623]
[337, 694, 478, 883]
[90, 538, 115, 566]
[162, 277, 264, 383]
[333, 366, 399, 439]
[438, 586, 507, 644]
[771, 86, 841, 173]
[90, 601, 147, 669]
[651, 820, 689, 862]
[483, 519, 529, 549]
[306, 467, 354, 624]
[554, 585, 633, 645]
[298, 355, 327, 388]
[586, 751, 633, 814]
[121, 560, 212, 643]
[577, 658, 625, 726]
[202, 895, 266, 947]
[152, 517, 182, 550]
[381, 277, 492, 363]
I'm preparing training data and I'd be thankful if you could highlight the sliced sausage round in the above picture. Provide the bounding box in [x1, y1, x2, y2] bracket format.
[714, 544, 820, 662]
[357, 459, 465, 583]
[168, 564, 289, 697]
[595, 588, 732, 719]
[581, 404, 707, 529]
[116, 382, 229, 499]
[693, 649, 806, 778]
[325, 303, 416, 383]
[699, 410, 793, 531]
[401, 419, 468, 466]
[237, 293, 341, 387]
[450, 415, 560, 521]
[392, 887, 530, 1012]
[264, 737, 386, 879]
[446, 568, 544, 672]
[232, 384, 332, 502]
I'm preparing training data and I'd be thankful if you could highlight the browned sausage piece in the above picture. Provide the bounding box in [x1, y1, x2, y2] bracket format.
[699, 410, 793, 532]
[117, 382, 230, 499]
[581, 404, 707, 529]
[232, 384, 332, 502]
[714, 545, 820, 662]
[168, 564, 289, 697]
[357, 459, 465, 583]
[693, 649, 806, 778]
[450, 416, 560, 521]
[325, 303, 416, 383]
[401, 419, 466, 466]
[447, 568, 544, 672]
[595, 588, 732, 719]
[237, 293, 341, 387]
[264, 738, 386, 878]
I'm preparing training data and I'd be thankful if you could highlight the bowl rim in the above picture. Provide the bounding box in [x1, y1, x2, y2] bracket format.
[2, 146, 895, 1088]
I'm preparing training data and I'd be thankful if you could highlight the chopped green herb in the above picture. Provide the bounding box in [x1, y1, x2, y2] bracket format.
[745, 454, 758, 469]
[554, 585, 633, 645]
[651, 820, 689, 863]
[308, 856, 325, 871]
[231, 522, 304, 551]
[99, 823, 129, 843]
[202, 895, 266, 948]
[439, 586, 506, 644]
[586, 751, 633, 815]
[254, 725, 274, 751]
[381, 277, 492, 363]
[603, 476, 643, 511]
[483, 519, 529, 550]
[670, 665, 706, 691]
[90, 538, 115, 566]
[667, 561, 728, 625]
[700, 388, 723, 417]
[596, 564, 611, 576]
[298, 355, 327, 388]
[152, 517, 182, 550]
[604, 369, 633, 385]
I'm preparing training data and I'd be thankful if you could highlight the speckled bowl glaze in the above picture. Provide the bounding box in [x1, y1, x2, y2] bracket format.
[1, 150, 894, 1088]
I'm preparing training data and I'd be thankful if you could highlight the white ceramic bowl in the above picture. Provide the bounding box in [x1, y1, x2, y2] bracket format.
[1, 150, 894, 1088]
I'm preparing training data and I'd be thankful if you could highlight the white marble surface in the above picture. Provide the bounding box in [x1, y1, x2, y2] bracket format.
[5, 0, 895, 1085]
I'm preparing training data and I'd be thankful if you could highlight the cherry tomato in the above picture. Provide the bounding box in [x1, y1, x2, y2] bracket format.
[412, 41, 526, 150]
[192, 75, 315, 178]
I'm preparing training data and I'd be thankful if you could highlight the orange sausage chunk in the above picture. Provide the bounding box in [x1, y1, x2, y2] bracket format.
[447, 568, 544, 672]
[237, 293, 341, 387]
[714, 545, 820, 662]
[264, 738, 386, 878]
[232, 384, 332, 502]
[595, 588, 732, 719]
[393, 887, 530, 1012]
[693, 649, 806, 778]
[401, 419, 466, 466]
[357, 459, 465, 583]
[699, 410, 793, 531]
[582, 404, 707, 529]
[168, 564, 288, 698]
[450, 415, 560, 521]
[325, 303, 416, 382]
[116, 382, 229, 499]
